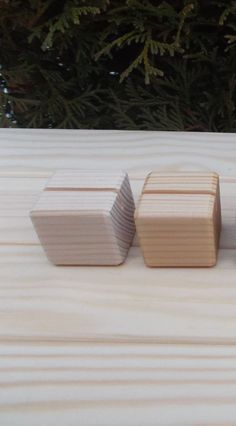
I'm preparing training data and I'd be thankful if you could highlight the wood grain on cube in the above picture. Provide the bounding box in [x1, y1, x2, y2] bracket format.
[30, 170, 135, 265]
[135, 172, 221, 267]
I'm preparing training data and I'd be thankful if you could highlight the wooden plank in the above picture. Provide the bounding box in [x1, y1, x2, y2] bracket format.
[0, 245, 236, 343]
[1, 130, 236, 425]
[2, 341, 236, 425]
[0, 129, 236, 175]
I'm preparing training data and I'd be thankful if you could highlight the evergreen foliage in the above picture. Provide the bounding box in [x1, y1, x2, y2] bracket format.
[1, 0, 236, 131]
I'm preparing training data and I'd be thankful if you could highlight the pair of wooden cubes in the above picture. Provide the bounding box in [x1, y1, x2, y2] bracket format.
[31, 170, 221, 267]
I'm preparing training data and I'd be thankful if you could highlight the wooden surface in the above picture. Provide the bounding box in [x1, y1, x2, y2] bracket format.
[1, 129, 236, 425]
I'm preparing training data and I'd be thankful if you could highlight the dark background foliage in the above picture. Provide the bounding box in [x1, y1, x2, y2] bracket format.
[1, 0, 236, 131]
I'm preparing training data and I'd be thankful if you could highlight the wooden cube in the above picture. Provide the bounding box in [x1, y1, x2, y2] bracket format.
[135, 172, 221, 267]
[30, 170, 135, 265]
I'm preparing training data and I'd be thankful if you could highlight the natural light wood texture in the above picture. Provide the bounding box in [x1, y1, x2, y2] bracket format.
[135, 172, 221, 267]
[2, 244, 236, 343]
[31, 170, 135, 265]
[1, 129, 236, 425]
[2, 341, 236, 426]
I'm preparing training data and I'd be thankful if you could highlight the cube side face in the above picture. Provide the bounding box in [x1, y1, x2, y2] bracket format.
[213, 179, 222, 250]
[109, 173, 136, 261]
[136, 215, 217, 267]
[144, 171, 219, 195]
[31, 211, 123, 266]
[135, 171, 221, 268]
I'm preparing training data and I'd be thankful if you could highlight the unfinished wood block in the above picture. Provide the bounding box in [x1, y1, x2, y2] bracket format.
[135, 172, 221, 267]
[30, 170, 135, 265]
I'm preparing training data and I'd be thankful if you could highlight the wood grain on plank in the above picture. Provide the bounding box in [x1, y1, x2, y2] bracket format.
[1, 245, 236, 343]
[0, 129, 236, 175]
[2, 342, 236, 425]
[1, 130, 236, 425]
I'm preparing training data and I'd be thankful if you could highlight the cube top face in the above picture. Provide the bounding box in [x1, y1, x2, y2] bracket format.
[46, 170, 126, 191]
[143, 172, 219, 195]
[31, 191, 118, 215]
[32, 170, 127, 215]
[135, 171, 221, 268]
[30, 170, 135, 266]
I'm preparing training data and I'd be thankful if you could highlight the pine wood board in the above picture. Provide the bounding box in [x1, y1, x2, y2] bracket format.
[1, 341, 236, 426]
[1, 244, 236, 343]
[1, 129, 236, 425]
